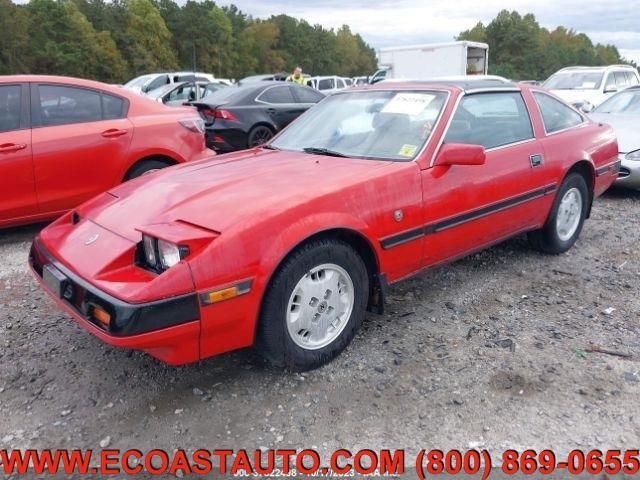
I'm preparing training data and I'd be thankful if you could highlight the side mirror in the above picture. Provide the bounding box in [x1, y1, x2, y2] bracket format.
[434, 143, 486, 167]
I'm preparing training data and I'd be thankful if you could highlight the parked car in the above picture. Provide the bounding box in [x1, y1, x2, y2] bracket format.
[189, 81, 325, 151]
[307, 76, 350, 94]
[589, 86, 640, 189]
[352, 76, 369, 86]
[543, 65, 640, 112]
[0, 75, 209, 228]
[146, 81, 226, 106]
[123, 72, 218, 95]
[237, 73, 288, 85]
[29, 79, 618, 370]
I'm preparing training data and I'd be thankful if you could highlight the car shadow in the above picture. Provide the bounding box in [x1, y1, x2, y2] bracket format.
[0, 222, 48, 246]
[602, 185, 640, 201]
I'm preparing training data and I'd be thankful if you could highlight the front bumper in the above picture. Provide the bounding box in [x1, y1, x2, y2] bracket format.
[29, 238, 201, 365]
[616, 155, 640, 189]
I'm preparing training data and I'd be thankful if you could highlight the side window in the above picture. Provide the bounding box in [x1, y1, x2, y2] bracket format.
[294, 86, 325, 103]
[604, 73, 616, 91]
[258, 86, 295, 104]
[166, 84, 195, 102]
[102, 94, 126, 120]
[318, 78, 334, 90]
[533, 92, 583, 134]
[626, 72, 639, 86]
[38, 85, 102, 126]
[0, 85, 22, 133]
[145, 75, 169, 93]
[615, 71, 629, 89]
[444, 92, 534, 149]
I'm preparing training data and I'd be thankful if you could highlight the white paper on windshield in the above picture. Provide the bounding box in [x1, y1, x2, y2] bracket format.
[382, 93, 435, 116]
[581, 82, 596, 89]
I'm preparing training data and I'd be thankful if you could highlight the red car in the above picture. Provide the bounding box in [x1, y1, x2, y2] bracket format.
[0, 75, 209, 228]
[30, 79, 619, 371]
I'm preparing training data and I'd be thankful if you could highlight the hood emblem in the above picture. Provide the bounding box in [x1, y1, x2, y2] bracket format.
[84, 233, 100, 245]
[393, 209, 404, 222]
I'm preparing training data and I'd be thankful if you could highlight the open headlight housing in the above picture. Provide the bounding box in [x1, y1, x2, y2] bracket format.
[625, 149, 640, 161]
[141, 235, 189, 272]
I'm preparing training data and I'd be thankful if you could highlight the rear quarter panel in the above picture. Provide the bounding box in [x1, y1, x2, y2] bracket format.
[123, 110, 207, 180]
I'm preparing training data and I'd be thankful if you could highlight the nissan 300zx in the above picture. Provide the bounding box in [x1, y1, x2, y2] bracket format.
[30, 79, 619, 371]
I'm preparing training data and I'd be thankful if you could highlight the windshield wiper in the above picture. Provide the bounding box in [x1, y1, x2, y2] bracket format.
[303, 147, 348, 158]
[262, 144, 279, 150]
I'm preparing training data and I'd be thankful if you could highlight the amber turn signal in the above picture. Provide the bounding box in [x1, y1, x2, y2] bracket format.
[200, 280, 252, 306]
[92, 305, 111, 327]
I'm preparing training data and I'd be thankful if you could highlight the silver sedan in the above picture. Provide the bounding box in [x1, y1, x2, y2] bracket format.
[590, 86, 640, 189]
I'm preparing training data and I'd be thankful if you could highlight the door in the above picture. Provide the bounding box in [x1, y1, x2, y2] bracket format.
[0, 83, 37, 224]
[257, 85, 307, 129]
[31, 83, 134, 214]
[421, 91, 550, 266]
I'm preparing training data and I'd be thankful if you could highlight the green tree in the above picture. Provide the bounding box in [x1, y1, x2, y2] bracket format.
[457, 10, 632, 80]
[123, 0, 177, 75]
[0, 0, 30, 74]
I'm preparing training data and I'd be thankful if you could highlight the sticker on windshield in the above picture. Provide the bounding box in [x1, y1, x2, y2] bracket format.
[581, 82, 597, 89]
[398, 144, 418, 157]
[382, 93, 436, 116]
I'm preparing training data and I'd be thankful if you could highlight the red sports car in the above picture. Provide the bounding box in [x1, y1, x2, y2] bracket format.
[30, 79, 619, 371]
[0, 75, 209, 228]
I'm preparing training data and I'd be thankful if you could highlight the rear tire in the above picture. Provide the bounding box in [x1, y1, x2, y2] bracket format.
[124, 159, 171, 181]
[247, 125, 274, 148]
[528, 172, 588, 254]
[256, 239, 369, 371]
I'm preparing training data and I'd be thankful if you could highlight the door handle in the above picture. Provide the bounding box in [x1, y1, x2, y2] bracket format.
[101, 128, 128, 138]
[266, 108, 277, 114]
[530, 154, 543, 167]
[0, 143, 27, 153]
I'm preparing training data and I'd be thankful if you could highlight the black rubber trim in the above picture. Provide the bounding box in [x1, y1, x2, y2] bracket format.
[380, 184, 557, 250]
[380, 228, 424, 249]
[30, 238, 199, 337]
[596, 159, 621, 177]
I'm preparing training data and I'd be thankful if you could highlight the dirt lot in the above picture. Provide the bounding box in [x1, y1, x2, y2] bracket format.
[1, 187, 640, 474]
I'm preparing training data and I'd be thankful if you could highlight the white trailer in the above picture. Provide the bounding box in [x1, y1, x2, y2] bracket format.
[370, 41, 489, 83]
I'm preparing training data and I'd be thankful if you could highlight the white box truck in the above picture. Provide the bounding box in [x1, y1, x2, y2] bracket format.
[370, 41, 489, 83]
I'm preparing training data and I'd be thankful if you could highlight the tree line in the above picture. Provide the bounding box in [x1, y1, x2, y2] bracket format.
[0, 0, 378, 83]
[0, 2, 635, 85]
[457, 10, 634, 80]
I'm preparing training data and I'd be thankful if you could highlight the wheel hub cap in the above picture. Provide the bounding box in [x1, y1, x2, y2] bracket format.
[556, 187, 582, 241]
[286, 263, 355, 350]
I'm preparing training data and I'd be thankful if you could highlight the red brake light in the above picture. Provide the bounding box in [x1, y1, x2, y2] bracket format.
[201, 108, 237, 121]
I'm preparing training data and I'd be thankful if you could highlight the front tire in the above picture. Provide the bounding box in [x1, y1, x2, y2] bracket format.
[256, 239, 369, 371]
[528, 172, 588, 254]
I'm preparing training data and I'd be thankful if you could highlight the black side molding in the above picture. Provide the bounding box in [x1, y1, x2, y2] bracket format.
[380, 184, 557, 250]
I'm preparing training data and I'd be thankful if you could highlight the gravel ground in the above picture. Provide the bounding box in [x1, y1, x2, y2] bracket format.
[1, 187, 639, 476]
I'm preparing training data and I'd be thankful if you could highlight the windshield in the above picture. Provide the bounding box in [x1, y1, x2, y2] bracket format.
[593, 89, 640, 114]
[270, 90, 448, 161]
[543, 72, 603, 90]
[124, 75, 154, 88]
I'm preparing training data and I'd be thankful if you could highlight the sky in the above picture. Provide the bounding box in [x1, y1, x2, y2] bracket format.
[216, 0, 640, 64]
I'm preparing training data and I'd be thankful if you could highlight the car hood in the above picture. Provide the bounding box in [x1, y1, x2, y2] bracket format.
[589, 113, 639, 153]
[88, 149, 393, 241]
